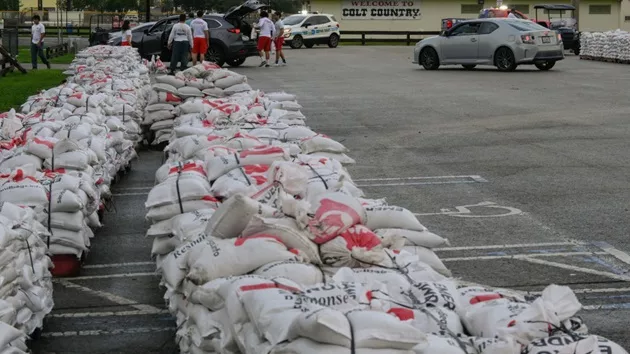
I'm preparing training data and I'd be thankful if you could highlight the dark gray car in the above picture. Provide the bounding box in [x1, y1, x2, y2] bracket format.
[134, 1, 265, 67]
[107, 22, 156, 47]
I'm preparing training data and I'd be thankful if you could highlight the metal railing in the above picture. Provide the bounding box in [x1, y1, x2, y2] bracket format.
[340, 30, 441, 46]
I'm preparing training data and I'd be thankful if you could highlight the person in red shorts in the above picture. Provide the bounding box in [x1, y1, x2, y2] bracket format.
[272, 11, 286, 66]
[256, 11, 274, 67]
[190, 10, 209, 65]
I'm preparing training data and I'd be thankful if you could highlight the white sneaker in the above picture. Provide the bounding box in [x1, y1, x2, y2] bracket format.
[273, 63, 281, 67]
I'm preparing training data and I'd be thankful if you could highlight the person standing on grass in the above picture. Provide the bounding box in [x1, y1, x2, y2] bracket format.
[167, 14, 193, 74]
[121, 20, 132, 46]
[256, 11, 274, 67]
[272, 11, 286, 66]
[30, 15, 51, 70]
[190, 10, 209, 66]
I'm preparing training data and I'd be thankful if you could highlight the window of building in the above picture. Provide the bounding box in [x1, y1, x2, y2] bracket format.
[461, 4, 482, 14]
[625, 15, 630, 22]
[511, 4, 529, 14]
[589, 5, 611, 15]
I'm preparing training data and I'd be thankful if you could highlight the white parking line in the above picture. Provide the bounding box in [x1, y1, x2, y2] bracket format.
[56, 279, 161, 313]
[113, 186, 154, 191]
[521, 257, 630, 282]
[83, 262, 155, 269]
[55, 272, 155, 281]
[42, 326, 176, 337]
[441, 251, 608, 262]
[48, 309, 169, 318]
[112, 192, 149, 197]
[353, 175, 487, 182]
[593, 241, 630, 267]
[434, 242, 582, 252]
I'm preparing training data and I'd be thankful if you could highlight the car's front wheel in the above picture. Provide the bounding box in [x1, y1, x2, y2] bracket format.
[328, 33, 339, 48]
[290, 35, 303, 49]
[535, 61, 556, 71]
[420, 47, 440, 70]
[207, 47, 225, 67]
[494, 47, 517, 72]
[227, 57, 246, 67]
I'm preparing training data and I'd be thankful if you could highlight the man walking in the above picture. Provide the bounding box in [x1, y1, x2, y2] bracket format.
[167, 14, 193, 74]
[190, 10, 209, 66]
[30, 15, 51, 70]
[256, 11, 274, 67]
[272, 12, 286, 66]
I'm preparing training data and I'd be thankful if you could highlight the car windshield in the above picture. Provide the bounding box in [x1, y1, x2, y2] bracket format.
[282, 15, 306, 25]
[508, 21, 548, 31]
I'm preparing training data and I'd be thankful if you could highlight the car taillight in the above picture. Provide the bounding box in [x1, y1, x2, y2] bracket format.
[446, 20, 453, 29]
[227, 28, 240, 34]
[336, 23, 339, 28]
[521, 34, 535, 44]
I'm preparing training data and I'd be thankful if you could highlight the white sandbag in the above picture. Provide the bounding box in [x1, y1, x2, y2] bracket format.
[296, 192, 366, 244]
[224, 83, 252, 95]
[253, 260, 324, 286]
[155, 75, 186, 88]
[270, 338, 412, 354]
[300, 135, 348, 154]
[205, 194, 281, 239]
[171, 208, 215, 242]
[214, 75, 246, 89]
[406, 280, 461, 313]
[524, 335, 628, 354]
[152, 83, 179, 94]
[186, 235, 303, 285]
[375, 228, 449, 248]
[178, 86, 204, 98]
[202, 88, 225, 97]
[463, 285, 581, 344]
[398, 246, 451, 277]
[385, 307, 464, 335]
[366, 206, 426, 231]
[145, 172, 212, 208]
[457, 286, 527, 315]
[279, 126, 317, 141]
[146, 199, 219, 222]
[309, 152, 355, 165]
[266, 92, 296, 102]
[241, 215, 321, 264]
[320, 225, 385, 267]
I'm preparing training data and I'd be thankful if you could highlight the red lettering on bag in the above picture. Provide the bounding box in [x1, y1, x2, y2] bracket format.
[309, 198, 362, 244]
[239, 146, 283, 158]
[33, 137, 55, 149]
[239, 282, 300, 293]
[165, 92, 182, 103]
[469, 293, 503, 305]
[339, 225, 381, 251]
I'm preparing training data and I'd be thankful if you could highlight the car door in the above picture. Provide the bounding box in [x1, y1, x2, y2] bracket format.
[301, 16, 318, 41]
[140, 20, 169, 58]
[309, 16, 330, 41]
[440, 22, 481, 63]
[476, 22, 500, 63]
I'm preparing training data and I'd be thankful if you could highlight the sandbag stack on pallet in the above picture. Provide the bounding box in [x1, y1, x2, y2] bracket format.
[0, 46, 150, 271]
[0, 202, 54, 354]
[144, 65, 628, 354]
[580, 30, 630, 63]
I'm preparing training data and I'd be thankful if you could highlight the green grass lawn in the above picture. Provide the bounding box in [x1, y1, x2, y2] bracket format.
[0, 70, 66, 112]
[17, 47, 75, 65]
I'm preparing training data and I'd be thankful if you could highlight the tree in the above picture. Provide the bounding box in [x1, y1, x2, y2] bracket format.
[0, 0, 21, 11]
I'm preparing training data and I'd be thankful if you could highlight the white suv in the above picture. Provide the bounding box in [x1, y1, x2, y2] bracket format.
[281, 13, 340, 49]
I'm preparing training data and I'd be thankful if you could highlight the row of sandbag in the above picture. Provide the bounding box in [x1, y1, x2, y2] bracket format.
[0, 202, 54, 354]
[581, 30, 630, 61]
[0, 45, 150, 259]
[143, 68, 628, 354]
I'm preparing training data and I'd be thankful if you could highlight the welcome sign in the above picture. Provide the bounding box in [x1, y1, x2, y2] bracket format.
[341, 0, 422, 20]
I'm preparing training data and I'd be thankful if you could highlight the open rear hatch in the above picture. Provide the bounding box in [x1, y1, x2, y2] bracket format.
[224, 0, 267, 39]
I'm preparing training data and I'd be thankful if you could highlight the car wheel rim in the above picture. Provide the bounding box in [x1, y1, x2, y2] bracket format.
[295, 37, 302, 46]
[331, 36, 338, 46]
[422, 51, 434, 67]
[208, 49, 219, 63]
[497, 50, 511, 69]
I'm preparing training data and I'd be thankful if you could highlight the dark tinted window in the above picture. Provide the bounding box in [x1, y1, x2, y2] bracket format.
[205, 19, 222, 29]
[310, 16, 330, 25]
[478, 22, 499, 34]
[450, 22, 481, 35]
[283, 15, 306, 25]
[149, 21, 168, 33]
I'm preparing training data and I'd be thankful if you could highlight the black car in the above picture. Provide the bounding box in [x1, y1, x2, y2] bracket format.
[135, 0, 265, 67]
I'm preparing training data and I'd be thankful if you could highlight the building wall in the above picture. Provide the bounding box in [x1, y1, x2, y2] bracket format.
[309, 0, 625, 32]
[20, 0, 58, 10]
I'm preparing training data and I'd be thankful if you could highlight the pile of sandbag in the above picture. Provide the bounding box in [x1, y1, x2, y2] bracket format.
[143, 63, 259, 145]
[0, 45, 150, 259]
[581, 30, 630, 62]
[144, 67, 628, 354]
[0, 202, 54, 354]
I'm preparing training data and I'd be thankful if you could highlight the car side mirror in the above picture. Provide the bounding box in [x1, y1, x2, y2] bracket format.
[302, 23, 311, 27]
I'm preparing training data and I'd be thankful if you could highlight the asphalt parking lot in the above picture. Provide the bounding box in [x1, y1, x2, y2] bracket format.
[35, 46, 630, 353]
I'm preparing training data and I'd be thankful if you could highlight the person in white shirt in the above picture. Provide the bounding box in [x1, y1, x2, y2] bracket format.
[255, 11, 274, 67]
[30, 15, 50, 70]
[507, 10, 518, 19]
[121, 20, 132, 46]
[167, 14, 194, 74]
[190, 11, 209, 65]
[272, 12, 286, 66]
